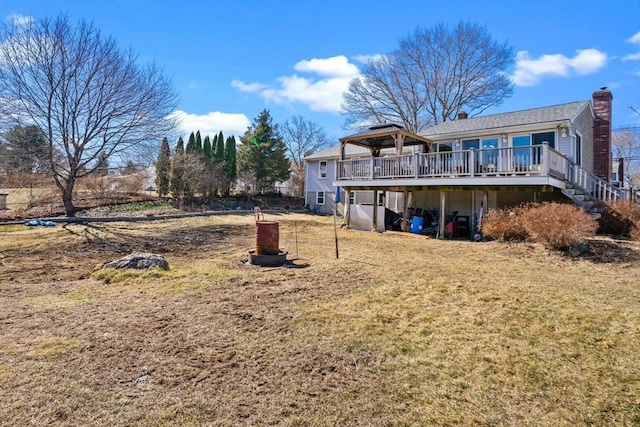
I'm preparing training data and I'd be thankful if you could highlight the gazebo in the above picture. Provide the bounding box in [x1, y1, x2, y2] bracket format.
[337, 124, 432, 232]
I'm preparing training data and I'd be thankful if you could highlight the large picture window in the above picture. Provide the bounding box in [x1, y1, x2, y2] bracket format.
[512, 135, 531, 168]
[481, 138, 499, 168]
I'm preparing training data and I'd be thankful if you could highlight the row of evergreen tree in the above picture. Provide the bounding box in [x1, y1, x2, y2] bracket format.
[155, 110, 293, 202]
[155, 130, 237, 201]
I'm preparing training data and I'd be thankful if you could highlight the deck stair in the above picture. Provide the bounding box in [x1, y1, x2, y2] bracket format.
[561, 161, 627, 218]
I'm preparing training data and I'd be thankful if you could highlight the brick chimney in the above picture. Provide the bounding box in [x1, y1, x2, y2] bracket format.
[457, 111, 468, 120]
[592, 88, 612, 181]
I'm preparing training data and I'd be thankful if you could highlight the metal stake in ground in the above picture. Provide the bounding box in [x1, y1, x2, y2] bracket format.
[333, 210, 339, 259]
[294, 221, 299, 259]
[334, 187, 340, 259]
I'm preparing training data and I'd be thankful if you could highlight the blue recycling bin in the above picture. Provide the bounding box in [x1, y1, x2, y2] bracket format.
[410, 216, 424, 234]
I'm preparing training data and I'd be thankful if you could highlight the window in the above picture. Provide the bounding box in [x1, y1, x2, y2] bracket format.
[378, 192, 385, 206]
[481, 138, 499, 167]
[532, 132, 555, 149]
[349, 191, 356, 205]
[512, 135, 531, 168]
[461, 139, 479, 150]
[437, 142, 453, 152]
[316, 191, 325, 205]
[319, 161, 327, 178]
[575, 133, 582, 166]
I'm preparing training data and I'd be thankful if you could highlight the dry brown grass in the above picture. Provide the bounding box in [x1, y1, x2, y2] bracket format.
[1, 213, 639, 426]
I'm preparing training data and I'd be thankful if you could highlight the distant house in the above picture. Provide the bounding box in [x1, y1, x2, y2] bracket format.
[304, 88, 629, 235]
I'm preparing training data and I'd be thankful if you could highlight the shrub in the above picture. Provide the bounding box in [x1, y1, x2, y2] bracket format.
[520, 203, 597, 250]
[600, 200, 640, 239]
[481, 206, 529, 242]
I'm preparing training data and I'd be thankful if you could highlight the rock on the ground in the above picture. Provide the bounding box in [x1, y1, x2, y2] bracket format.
[569, 242, 590, 257]
[103, 253, 169, 270]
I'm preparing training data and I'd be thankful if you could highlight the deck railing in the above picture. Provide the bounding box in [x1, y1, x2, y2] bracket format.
[336, 145, 551, 180]
[335, 144, 626, 202]
[566, 162, 626, 201]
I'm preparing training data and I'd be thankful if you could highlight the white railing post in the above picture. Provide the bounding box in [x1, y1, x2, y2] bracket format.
[370, 158, 375, 179]
[469, 149, 475, 176]
[541, 143, 549, 176]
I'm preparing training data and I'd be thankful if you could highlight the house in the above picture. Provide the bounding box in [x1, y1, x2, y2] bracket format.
[304, 88, 629, 236]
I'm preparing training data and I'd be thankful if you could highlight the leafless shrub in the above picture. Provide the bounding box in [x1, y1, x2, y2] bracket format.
[481, 206, 529, 242]
[600, 200, 640, 240]
[521, 203, 597, 250]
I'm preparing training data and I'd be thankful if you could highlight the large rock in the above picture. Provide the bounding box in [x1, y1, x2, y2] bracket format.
[103, 253, 169, 270]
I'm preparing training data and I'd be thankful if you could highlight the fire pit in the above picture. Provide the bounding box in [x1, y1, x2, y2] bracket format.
[249, 221, 287, 266]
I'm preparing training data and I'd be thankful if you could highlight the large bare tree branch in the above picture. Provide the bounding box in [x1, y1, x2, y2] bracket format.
[342, 22, 514, 133]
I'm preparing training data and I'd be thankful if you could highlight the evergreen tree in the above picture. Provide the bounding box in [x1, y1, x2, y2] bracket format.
[195, 131, 203, 153]
[223, 135, 237, 196]
[176, 137, 184, 154]
[3, 125, 50, 174]
[238, 110, 290, 193]
[203, 136, 212, 159]
[202, 135, 215, 198]
[185, 132, 196, 153]
[215, 131, 225, 162]
[155, 137, 171, 196]
[170, 137, 185, 198]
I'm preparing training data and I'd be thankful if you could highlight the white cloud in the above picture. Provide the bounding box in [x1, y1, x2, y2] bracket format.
[628, 31, 640, 45]
[170, 110, 251, 140]
[293, 56, 359, 77]
[511, 49, 608, 86]
[7, 13, 33, 26]
[622, 31, 640, 61]
[353, 54, 384, 64]
[231, 80, 268, 92]
[231, 55, 361, 113]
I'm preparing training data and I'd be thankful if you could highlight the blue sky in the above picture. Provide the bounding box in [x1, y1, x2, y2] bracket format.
[2, 0, 639, 144]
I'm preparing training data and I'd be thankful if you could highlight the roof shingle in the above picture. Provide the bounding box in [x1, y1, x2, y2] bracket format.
[421, 101, 591, 137]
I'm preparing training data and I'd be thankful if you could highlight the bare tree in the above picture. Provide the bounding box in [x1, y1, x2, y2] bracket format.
[280, 116, 332, 196]
[170, 151, 205, 205]
[342, 22, 514, 133]
[0, 15, 178, 216]
[613, 128, 640, 189]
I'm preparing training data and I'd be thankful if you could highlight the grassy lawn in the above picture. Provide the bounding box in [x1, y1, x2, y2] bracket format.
[0, 213, 639, 426]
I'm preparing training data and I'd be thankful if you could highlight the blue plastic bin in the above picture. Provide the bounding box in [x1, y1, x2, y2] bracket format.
[410, 216, 424, 234]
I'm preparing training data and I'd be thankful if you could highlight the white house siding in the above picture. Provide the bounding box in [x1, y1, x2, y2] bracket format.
[305, 160, 336, 214]
[305, 158, 407, 215]
[557, 132, 572, 158]
[572, 105, 595, 173]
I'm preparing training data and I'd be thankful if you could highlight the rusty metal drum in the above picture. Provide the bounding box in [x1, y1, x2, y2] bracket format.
[255, 221, 279, 255]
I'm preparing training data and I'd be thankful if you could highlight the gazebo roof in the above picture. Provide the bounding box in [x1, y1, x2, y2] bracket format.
[339, 124, 432, 148]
